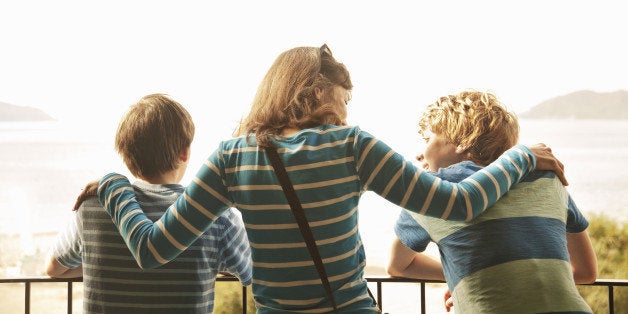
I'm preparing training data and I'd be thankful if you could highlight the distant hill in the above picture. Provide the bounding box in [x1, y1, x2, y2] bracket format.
[519, 90, 628, 119]
[0, 101, 55, 121]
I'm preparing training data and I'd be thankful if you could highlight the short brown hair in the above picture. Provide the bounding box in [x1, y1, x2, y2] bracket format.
[236, 44, 353, 147]
[419, 91, 519, 166]
[115, 94, 195, 180]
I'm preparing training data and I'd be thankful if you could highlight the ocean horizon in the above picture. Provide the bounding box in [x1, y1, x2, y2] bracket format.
[1, 118, 627, 266]
[1, 118, 627, 313]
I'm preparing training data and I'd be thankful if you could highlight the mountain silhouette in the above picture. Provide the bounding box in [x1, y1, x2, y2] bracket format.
[519, 90, 628, 119]
[0, 101, 55, 121]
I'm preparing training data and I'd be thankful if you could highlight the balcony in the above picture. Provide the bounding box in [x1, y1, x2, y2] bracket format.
[1, 276, 626, 314]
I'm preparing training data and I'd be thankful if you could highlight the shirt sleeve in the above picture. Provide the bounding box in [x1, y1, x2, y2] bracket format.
[394, 210, 431, 252]
[216, 210, 253, 286]
[51, 212, 83, 268]
[566, 195, 589, 233]
[353, 128, 535, 221]
[97, 147, 231, 269]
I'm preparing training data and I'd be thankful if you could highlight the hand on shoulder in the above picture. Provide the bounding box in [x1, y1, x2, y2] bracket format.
[527, 143, 568, 186]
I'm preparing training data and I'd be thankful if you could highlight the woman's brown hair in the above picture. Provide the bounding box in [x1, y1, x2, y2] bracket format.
[235, 44, 352, 147]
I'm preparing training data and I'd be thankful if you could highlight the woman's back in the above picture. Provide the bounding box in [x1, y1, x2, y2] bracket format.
[218, 124, 377, 312]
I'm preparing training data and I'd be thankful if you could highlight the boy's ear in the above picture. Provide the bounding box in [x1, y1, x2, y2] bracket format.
[179, 146, 191, 162]
[314, 87, 323, 100]
[455, 144, 469, 154]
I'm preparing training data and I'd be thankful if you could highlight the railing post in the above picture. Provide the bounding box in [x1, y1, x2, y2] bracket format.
[608, 286, 614, 314]
[242, 285, 247, 314]
[377, 281, 382, 310]
[67, 281, 73, 314]
[420, 282, 426, 314]
[25, 281, 30, 314]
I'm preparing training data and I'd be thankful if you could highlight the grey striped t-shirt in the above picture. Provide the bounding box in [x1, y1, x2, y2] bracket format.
[52, 181, 252, 313]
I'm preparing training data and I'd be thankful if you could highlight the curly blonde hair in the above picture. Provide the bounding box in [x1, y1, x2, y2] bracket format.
[235, 44, 352, 147]
[419, 91, 519, 166]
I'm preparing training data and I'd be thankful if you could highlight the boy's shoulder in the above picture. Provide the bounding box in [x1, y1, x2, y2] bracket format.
[132, 181, 185, 192]
[434, 162, 558, 184]
[520, 170, 557, 183]
[433, 161, 482, 182]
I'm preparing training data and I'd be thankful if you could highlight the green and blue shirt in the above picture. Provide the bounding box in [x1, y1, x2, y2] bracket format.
[395, 161, 592, 313]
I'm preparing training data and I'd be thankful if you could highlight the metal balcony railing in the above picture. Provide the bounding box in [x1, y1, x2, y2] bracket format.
[0, 276, 626, 314]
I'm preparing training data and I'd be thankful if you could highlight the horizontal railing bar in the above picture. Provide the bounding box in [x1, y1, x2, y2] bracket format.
[1, 276, 625, 314]
[0, 277, 83, 283]
[1, 276, 625, 286]
[365, 276, 628, 287]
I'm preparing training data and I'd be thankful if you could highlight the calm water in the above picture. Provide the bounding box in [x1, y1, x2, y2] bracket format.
[1, 119, 627, 313]
[2, 119, 627, 235]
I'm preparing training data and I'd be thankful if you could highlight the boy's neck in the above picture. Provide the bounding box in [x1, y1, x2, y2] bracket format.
[139, 167, 185, 185]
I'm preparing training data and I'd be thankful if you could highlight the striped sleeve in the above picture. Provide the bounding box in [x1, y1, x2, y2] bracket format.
[566, 195, 589, 233]
[216, 210, 253, 286]
[354, 129, 535, 221]
[97, 148, 233, 269]
[51, 212, 83, 268]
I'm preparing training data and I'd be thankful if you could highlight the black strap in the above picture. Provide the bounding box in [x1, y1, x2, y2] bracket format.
[265, 146, 340, 313]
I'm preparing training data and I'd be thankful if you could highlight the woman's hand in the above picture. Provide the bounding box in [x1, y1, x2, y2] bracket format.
[73, 180, 99, 211]
[527, 143, 568, 186]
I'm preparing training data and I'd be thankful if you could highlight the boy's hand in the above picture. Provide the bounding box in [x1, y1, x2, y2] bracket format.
[527, 143, 568, 186]
[443, 289, 453, 312]
[73, 180, 99, 211]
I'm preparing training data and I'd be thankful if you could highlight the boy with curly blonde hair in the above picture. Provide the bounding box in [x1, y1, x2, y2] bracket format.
[387, 90, 597, 313]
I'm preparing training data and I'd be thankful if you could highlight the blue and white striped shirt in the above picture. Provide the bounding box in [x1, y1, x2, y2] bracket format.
[395, 161, 592, 313]
[98, 125, 535, 313]
[53, 181, 252, 313]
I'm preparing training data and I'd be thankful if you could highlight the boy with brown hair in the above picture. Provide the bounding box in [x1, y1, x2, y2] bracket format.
[387, 90, 597, 313]
[46, 94, 252, 313]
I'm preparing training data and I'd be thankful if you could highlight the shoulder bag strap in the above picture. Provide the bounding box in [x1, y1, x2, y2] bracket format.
[265, 146, 340, 313]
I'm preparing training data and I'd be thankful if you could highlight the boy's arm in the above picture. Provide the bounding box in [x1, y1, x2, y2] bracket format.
[567, 231, 597, 284]
[565, 195, 597, 284]
[45, 256, 82, 278]
[216, 211, 253, 286]
[46, 212, 83, 278]
[386, 238, 445, 281]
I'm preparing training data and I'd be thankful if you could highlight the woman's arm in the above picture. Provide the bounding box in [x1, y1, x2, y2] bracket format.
[355, 129, 536, 221]
[355, 128, 567, 221]
[98, 149, 232, 269]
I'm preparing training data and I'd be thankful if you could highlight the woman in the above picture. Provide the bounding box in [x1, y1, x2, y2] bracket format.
[96, 44, 565, 313]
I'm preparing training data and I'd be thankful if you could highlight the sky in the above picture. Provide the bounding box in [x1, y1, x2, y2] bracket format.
[1, 0, 627, 146]
[1, 1, 627, 283]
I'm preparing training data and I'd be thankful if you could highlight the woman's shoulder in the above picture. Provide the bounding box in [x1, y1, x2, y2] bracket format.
[219, 135, 258, 150]
[314, 124, 368, 138]
[217, 125, 369, 150]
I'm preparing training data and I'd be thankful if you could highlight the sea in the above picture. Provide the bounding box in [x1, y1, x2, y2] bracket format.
[1, 119, 627, 313]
